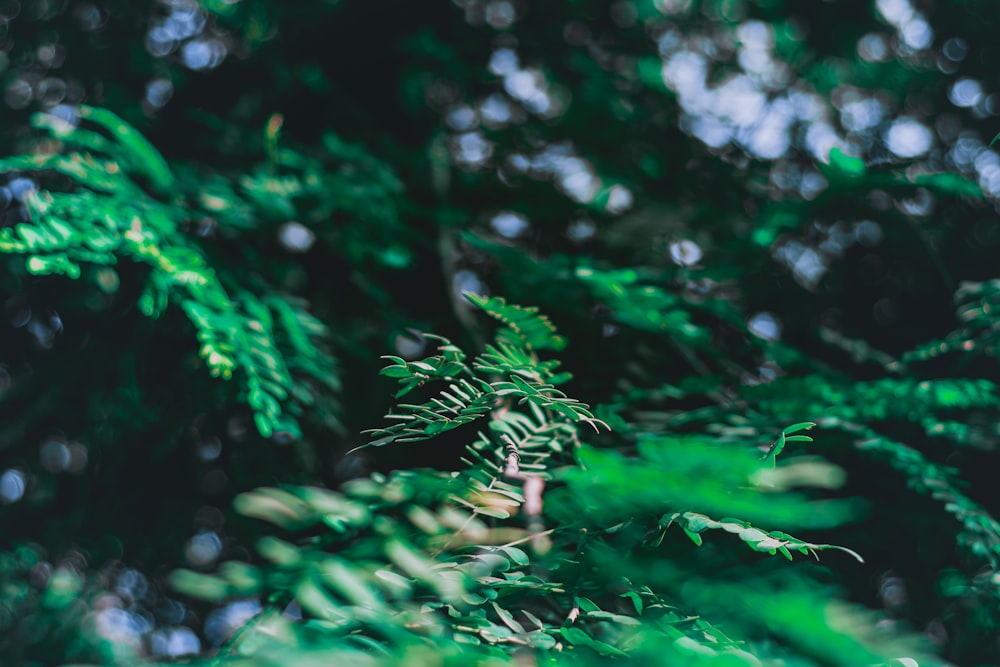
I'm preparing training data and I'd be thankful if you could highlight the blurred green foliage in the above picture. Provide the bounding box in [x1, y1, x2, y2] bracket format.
[2, 0, 1000, 665]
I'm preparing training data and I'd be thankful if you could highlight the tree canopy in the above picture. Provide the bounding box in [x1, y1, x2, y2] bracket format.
[2, 0, 1000, 665]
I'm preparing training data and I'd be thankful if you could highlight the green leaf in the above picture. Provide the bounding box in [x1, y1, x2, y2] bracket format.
[380, 366, 414, 379]
[559, 627, 628, 656]
[170, 570, 230, 602]
[825, 147, 867, 178]
[78, 105, 175, 191]
[320, 559, 383, 609]
[912, 172, 983, 197]
[499, 546, 530, 567]
[492, 602, 526, 634]
[257, 536, 302, 566]
[621, 591, 644, 615]
[476, 506, 511, 519]
[682, 528, 704, 546]
[783, 422, 816, 435]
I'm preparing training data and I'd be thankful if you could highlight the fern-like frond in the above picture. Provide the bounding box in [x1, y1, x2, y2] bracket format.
[175, 298, 947, 667]
[363, 296, 607, 449]
[465, 292, 567, 352]
[898, 279, 1000, 367]
[362, 379, 496, 447]
[744, 376, 999, 447]
[378, 334, 472, 398]
[570, 434, 857, 529]
[838, 423, 1000, 569]
[0, 109, 342, 440]
[574, 265, 710, 345]
[662, 511, 863, 562]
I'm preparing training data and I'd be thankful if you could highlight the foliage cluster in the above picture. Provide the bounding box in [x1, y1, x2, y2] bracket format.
[2, 0, 1000, 666]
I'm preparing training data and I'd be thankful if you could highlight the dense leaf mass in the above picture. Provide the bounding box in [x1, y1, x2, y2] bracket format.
[2, 0, 1000, 665]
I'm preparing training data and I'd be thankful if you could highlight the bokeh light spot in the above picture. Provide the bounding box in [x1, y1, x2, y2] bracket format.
[885, 118, 933, 158]
[0, 469, 26, 503]
[277, 222, 316, 253]
[490, 212, 529, 239]
[747, 312, 782, 341]
[669, 240, 703, 266]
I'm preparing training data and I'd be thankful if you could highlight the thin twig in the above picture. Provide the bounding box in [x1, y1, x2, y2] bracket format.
[500, 433, 550, 553]
[500, 528, 556, 549]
